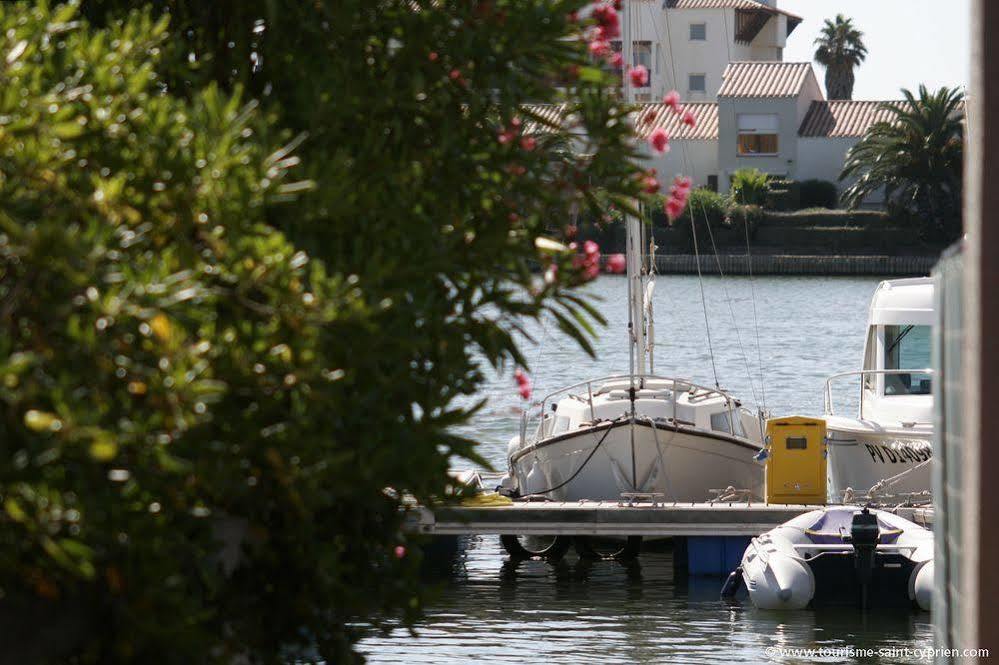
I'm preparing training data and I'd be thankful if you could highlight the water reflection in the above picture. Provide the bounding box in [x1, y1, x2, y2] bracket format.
[360, 276, 933, 663]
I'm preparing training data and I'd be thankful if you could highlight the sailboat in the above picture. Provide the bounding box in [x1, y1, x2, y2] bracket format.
[500, 0, 763, 507]
[502, 214, 764, 504]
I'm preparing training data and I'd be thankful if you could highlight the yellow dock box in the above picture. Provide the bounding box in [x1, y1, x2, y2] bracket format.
[765, 416, 827, 505]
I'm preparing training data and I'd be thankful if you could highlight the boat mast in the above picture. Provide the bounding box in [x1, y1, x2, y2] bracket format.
[622, 2, 647, 382]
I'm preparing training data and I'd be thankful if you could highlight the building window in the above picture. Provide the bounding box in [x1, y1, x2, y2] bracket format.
[689, 23, 707, 41]
[737, 113, 779, 155]
[688, 74, 706, 93]
[707, 175, 719, 192]
[633, 41, 652, 74]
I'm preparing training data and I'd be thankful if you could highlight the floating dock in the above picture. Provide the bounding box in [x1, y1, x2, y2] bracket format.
[405, 501, 933, 538]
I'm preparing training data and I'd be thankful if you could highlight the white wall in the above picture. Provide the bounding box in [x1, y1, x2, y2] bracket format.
[623, 5, 782, 101]
[798, 137, 886, 205]
[641, 140, 719, 190]
[715, 70, 822, 190]
[796, 137, 855, 184]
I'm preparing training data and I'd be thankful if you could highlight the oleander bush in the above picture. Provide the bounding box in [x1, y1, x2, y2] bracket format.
[0, 1, 643, 662]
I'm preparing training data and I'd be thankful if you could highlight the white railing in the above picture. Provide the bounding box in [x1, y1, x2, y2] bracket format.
[823, 368, 933, 420]
[523, 374, 739, 445]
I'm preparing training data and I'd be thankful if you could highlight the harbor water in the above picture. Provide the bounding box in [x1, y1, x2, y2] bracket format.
[360, 275, 934, 663]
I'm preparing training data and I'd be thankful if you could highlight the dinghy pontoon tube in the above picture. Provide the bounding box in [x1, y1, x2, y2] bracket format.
[736, 506, 933, 610]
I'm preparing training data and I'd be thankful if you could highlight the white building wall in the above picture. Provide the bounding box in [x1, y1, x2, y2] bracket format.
[717, 97, 799, 190]
[798, 137, 886, 205]
[623, 5, 782, 101]
[715, 71, 822, 190]
[642, 140, 719, 189]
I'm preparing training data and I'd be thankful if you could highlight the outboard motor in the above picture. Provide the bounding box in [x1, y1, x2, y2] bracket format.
[845, 506, 880, 608]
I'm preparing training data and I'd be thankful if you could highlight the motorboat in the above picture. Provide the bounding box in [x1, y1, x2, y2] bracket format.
[734, 506, 933, 610]
[822, 278, 934, 502]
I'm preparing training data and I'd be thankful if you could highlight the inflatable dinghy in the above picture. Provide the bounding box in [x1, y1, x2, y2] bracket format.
[726, 506, 933, 610]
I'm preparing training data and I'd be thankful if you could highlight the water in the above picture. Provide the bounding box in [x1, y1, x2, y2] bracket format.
[360, 275, 934, 663]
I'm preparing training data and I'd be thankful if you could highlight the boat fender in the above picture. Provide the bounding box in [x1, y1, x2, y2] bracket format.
[910, 560, 933, 611]
[721, 566, 743, 598]
[753, 552, 814, 610]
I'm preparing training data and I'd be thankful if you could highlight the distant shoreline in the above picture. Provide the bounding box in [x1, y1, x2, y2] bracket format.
[646, 254, 939, 276]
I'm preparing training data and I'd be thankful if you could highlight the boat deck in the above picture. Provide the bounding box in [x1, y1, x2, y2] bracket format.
[405, 501, 934, 537]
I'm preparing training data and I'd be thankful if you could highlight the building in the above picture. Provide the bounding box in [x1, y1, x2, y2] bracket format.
[636, 60, 898, 198]
[617, 0, 802, 102]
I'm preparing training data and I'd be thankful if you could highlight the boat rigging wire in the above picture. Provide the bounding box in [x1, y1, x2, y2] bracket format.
[744, 214, 768, 412]
[653, 7, 720, 388]
[697, 200, 761, 406]
[519, 415, 628, 497]
[649, 5, 768, 406]
[688, 209, 720, 387]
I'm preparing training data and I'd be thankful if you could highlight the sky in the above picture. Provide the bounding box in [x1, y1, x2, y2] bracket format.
[779, 0, 971, 100]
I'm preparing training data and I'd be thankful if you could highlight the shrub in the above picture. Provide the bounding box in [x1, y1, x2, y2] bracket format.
[765, 178, 800, 212]
[729, 168, 770, 206]
[682, 188, 728, 227]
[798, 179, 839, 209]
[727, 204, 765, 236]
[0, 2, 642, 663]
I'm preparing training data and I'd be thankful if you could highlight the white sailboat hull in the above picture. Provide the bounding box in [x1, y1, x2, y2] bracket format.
[510, 420, 763, 502]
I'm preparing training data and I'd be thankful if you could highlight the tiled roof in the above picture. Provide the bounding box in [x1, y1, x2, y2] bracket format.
[717, 61, 813, 98]
[521, 102, 718, 140]
[798, 100, 905, 138]
[520, 104, 568, 135]
[634, 102, 719, 140]
[665, 0, 802, 21]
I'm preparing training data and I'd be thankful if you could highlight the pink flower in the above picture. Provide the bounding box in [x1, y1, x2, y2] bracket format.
[573, 246, 601, 281]
[592, 4, 620, 38]
[520, 136, 537, 151]
[648, 127, 670, 154]
[609, 51, 623, 69]
[597, 25, 619, 41]
[497, 128, 515, 145]
[514, 369, 532, 399]
[628, 65, 648, 88]
[662, 90, 681, 112]
[672, 175, 693, 195]
[589, 39, 611, 57]
[605, 253, 627, 274]
[428, 51, 439, 62]
[642, 176, 660, 194]
[665, 196, 686, 222]
[682, 110, 696, 127]
[394, 545, 406, 559]
[510, 117, 522, 130]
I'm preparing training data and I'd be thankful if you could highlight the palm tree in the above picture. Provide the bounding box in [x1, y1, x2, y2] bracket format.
[840, 85, 964, 240]
[814, 14, 868, 100]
